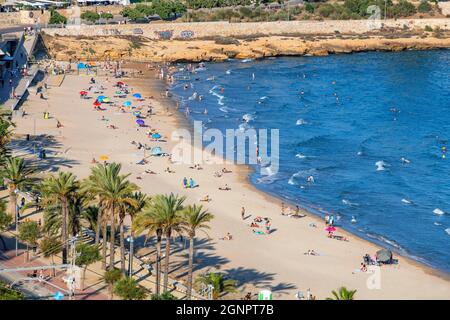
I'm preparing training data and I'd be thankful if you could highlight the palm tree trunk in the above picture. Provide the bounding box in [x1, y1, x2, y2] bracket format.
[9, 187, 16, 222]
[82, 266, 87, 291]
[101, 216, 107, 270]
[95, 211, 102, 245]
[163, 229, 171, 292]
[186, 236, 194, 299]
[24, 244, 29, 262]
[61, 198, 68, 264]
[109, 205, 115, 269]
[155, 232, 161, 295]
[51, 255, 56, 277]
[119, 218, 125, 274]
[0, 235, 7, 251]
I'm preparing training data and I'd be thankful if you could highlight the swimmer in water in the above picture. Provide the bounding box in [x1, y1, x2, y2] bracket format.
[252, 73, 255, 81]
[203, 108, 208, 115]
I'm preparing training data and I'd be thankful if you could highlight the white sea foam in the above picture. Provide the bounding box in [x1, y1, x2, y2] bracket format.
[296, 119, 307, 125]
[401, 198, 412, 204]
[209, 86, 225, 105]
[296, 153, 307, 159]
[445, 228, 450, 236]
[342, 199, 359, 206]
[433, 208, 445, 215]
[226, 70, 231, 74]
[241, 58, 253, 63]
[375, 160, 388, 171]
[242, 113, 255, 123]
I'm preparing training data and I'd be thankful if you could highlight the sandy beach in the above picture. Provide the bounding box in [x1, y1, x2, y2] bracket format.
[10, 66, 450, 300]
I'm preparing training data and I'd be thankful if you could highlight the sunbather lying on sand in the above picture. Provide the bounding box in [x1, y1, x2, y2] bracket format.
[253, 230, 265, 235]
[145, 169, 156, 174]
[107, 124, 118, 129]
[219, 233, 233, 240]
[328, 234, 349, 241]
[214, 171, 223, 178]
[219, 184, 231, 191]
[304, 250, 319, 256]
[222, 168, 232, 173]
[250, 222, 260, 228]
[164, 167, 174, 173]
[200, 195, 211, 202]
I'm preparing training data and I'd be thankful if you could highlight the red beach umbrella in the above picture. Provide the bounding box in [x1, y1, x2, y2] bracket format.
[80, 91, 88, 95]
[93, 100, 101, 107]
[325, 226, 336, 232]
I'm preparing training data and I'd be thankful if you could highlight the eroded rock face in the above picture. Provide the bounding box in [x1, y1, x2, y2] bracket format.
[41, 33, 450, 63]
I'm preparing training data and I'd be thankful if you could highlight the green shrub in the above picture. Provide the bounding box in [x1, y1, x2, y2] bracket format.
[100, 12, 114, 20]
[418, 0, 431, 13]
[318, 4, 335, 18]
[49, 9, 67, 24]
[424, 25, 433, 32]
[80, 11, 100, 23]
[391, 0, 416, 18]
[305, 3, 315, 14]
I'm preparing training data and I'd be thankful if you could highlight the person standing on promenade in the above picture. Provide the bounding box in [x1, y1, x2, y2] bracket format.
[241, 207, 245, 220]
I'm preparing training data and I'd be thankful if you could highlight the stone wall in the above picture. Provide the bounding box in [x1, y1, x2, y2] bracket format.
[42, 18, 450, 39]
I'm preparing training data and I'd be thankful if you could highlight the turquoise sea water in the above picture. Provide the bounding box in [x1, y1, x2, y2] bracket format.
[170, 51, 450, 273]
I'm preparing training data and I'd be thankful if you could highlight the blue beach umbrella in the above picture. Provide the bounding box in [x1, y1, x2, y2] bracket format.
[123, 101, 132, 107]
[151, 133, 162, 139]
[136, 119, 145, 126]
[133, 93, 142, 99]
[97, 95, 106, 102]
[152, 147, 162, 156]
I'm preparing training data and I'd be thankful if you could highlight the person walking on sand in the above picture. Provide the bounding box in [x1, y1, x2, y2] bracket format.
[281, 202, 286, 215]
[241, 207, 245, 220]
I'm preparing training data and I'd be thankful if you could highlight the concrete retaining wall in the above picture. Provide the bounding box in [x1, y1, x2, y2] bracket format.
[42, 18, 450, 39]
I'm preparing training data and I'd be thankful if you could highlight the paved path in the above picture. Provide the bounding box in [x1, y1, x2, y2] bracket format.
[0, 248, 109, 300]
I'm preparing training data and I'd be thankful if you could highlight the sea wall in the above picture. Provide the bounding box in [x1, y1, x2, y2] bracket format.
[42, 18, 450, 39]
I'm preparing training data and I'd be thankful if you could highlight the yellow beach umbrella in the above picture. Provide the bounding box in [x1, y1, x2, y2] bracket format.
[99, 155, 109, 161]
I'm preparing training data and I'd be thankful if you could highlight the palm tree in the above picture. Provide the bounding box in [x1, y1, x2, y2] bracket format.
[195, 272, 236, 300]
[103, 267, 123, 300]
[118, 192, 148, 274]
[133, 206, 164, 295]
[0, 116, 14, 158]
[181, 204, 214, 299]
[326, 286, 357, 300]
[83, 163, 137, 270]
[151, 193, 185, 292]
[1, 157, 34, 222]
[40, 172, 79, 264]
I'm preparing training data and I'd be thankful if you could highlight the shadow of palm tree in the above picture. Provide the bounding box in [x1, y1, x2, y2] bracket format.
[9, 134, 79, 172]
[223, 267, 296, 293]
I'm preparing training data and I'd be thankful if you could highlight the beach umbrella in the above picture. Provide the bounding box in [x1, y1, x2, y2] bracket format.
[77, 63, 86, 70]
[102, 98, 111, 103]
[99, 155, 109, 161]
[376, 249, 392, 263]
[93, 101, 101, 107]
[325, 226, 336, 232]
[136, 119, 145, 126]
[151, 133, 162, 139]
[133, 93, 142, 99]
[123, 101, 132, 107]
[117, 81, 125, 86]
[151, 147, 162, 156]
[79, 91, 88, 95]
[97, 95, 106, 102]
[115, 91, 124, 95]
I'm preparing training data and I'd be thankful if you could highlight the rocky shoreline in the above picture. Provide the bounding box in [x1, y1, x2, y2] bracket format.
[41, 32, 450, 62]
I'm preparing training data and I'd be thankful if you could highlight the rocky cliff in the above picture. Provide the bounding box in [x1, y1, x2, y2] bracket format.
[41, 32, 450, 63]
